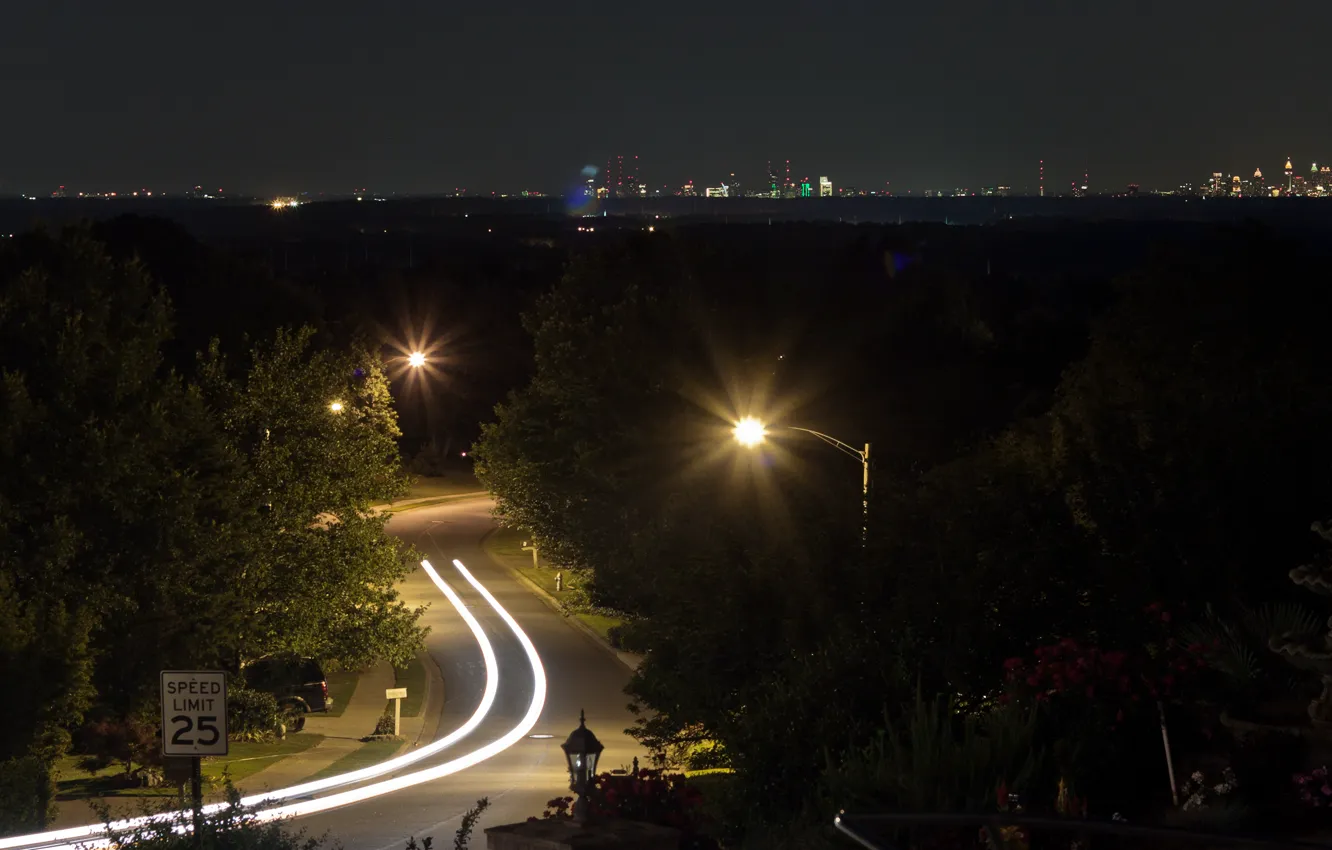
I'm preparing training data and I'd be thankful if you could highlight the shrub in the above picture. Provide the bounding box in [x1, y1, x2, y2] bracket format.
[821, 695, 1044, 816]
[606, 620, 650, 654]
[99, 787, 328, 850]
[0, 756, 55, 835]
[540, 769, 717, 848]
[227, 688, 285, 742]
[77, 717, 160, 779]
[372, 703, 398, 737]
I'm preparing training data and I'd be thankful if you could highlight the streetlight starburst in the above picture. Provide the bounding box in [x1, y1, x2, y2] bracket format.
[329, 400, 344, 413]
[732, 417, 767, 447]
[408, 351, 427, 368]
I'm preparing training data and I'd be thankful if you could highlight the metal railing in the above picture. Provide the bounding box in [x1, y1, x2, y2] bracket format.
[834, 812, 1328, 850]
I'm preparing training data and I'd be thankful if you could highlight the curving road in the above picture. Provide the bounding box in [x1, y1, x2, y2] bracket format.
[295, 496, 638, 850]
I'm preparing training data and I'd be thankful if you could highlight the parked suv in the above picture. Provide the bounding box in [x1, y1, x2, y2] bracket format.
[246, 657, 329, 732]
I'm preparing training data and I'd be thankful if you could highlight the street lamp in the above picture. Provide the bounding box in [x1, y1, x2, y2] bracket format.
[561, 710, 604, 823]
[732, 416, 767, 447]
[732, 418, 871, 540]
[408, 351, 427, 368]
[328, 400, 344, 413]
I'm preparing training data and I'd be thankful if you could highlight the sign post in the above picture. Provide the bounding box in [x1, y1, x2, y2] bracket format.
[162, 671, 228, 848]
[385, 687, 408, 736]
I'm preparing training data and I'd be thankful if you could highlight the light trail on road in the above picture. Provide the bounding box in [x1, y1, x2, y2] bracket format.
[0, 558, 545, 850]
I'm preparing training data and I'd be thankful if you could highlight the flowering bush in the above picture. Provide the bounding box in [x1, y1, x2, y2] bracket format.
[1292, 766, 1332, 807]
[1001, 606, 1209, 715]
[536, 768, 715, 846]
[1180, 767, 1238, 812]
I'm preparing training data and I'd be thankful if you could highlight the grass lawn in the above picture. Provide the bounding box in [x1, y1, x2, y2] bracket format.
[486, 528, 561, 595]
[394, 657, 426, 717]
[575, 612, 624, 642]
[203, 734, 325, 785]
[53, 734, 324, 801]
[54, 757, 175, 801]
[322, 669, 360, 718]
[302, 738, 403, 783]
[405, 471, 483, 499]
[484, 528, 627, 642]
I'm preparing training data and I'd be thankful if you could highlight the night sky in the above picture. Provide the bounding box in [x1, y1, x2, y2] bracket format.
[3, 1, 1329, 196]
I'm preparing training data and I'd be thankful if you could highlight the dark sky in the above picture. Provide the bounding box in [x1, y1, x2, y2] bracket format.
[3, 1, 1329, 196]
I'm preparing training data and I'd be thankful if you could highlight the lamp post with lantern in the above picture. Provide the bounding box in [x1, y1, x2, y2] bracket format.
[561, 710, 605, 824]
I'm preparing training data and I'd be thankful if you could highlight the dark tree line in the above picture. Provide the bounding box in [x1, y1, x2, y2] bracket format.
[476, 222, 1332, 844]
[0, 227, 425, 831]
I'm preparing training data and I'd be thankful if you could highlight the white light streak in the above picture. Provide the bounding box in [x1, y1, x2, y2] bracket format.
[1, 558, 541, 850]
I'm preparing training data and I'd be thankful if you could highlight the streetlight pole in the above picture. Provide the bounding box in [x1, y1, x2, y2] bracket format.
[732, 418, 871, 543]
[786, 427, 870, 544]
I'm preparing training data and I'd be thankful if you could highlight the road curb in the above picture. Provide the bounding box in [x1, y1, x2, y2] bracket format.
[413, 648, 446, 749]
[374, 491, 490, 514]
[480, 528, 642, 674]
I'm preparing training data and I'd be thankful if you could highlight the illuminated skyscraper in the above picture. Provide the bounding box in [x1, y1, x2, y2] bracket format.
[766, 161, 779, 198]
[1285, 157, 1294, 194]
[1253, 167, 1264, 196]
[604, 154, 642, 198]
[819, 176, 832, 197]
[1039, 159, 1044, 197]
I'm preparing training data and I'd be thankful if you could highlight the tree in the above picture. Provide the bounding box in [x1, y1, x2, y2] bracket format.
[197, 326, 424, 670]
[474, 241, 703, 612]
[0, 230, 427, 830]
[1047, 229, 1332, 608]
[0, 230, 239, 828]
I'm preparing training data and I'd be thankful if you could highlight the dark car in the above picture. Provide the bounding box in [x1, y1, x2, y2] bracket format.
[245, 657, 329, 732]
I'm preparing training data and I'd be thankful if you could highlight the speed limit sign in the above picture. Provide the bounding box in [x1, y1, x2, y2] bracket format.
[161, 671, 228, 756]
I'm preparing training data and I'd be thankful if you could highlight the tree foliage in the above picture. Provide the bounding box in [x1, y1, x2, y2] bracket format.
[0, 228, 424, 831]
[479, 225, 1332, 841]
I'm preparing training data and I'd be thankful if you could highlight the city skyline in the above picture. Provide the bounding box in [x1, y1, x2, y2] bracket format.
[16, 151, 1332, 200]
[3, 1, 1330, 196]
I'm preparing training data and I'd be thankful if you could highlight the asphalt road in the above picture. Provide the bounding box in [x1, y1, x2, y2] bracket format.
[295, 496, 638, 850]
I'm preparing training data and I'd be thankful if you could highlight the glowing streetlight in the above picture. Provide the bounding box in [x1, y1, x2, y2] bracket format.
[408, 351, 427, 368]
[329, 401, 344, 413]
[732, 416, 768, 447]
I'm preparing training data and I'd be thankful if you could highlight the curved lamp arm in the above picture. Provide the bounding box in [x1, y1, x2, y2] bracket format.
[786, 427, 867, 463]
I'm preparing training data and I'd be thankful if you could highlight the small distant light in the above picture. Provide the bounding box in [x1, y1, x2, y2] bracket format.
[459, 451, 468, 457]
[648, 225, 654, 232]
